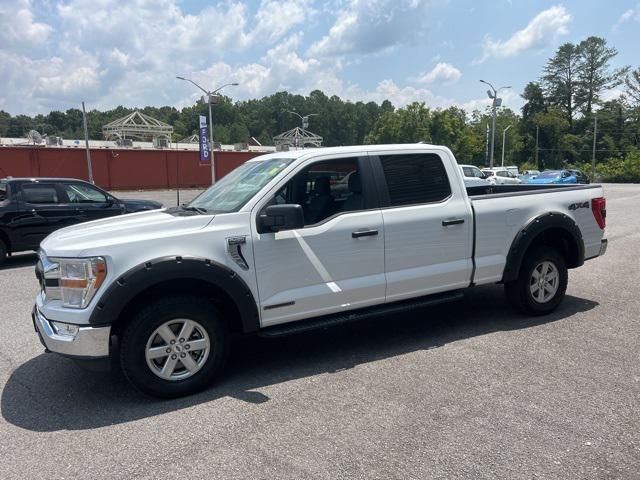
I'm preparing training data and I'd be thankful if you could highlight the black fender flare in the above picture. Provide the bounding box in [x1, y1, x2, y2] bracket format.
[502, 212, 584, 283]
[88, 256, 260, 333]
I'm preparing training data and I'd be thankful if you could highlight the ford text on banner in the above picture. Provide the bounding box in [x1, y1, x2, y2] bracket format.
[199, 115, 210, 165]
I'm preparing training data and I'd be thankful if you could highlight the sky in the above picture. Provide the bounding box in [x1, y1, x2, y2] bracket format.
[0, 0, 638, 116]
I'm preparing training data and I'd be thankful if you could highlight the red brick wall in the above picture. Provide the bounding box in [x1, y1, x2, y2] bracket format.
[0, 147, 265, 190]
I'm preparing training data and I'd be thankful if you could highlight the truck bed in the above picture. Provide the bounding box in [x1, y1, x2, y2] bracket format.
[467, 183, 601, 199]
[466, 182, 605, 287]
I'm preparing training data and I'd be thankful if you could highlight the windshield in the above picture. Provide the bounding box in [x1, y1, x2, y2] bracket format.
[189, 158, 294, 213]
[537, 171, 561, 179]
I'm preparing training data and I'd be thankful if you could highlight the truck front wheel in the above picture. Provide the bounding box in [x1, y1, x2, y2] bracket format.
[505, 246, 568, 316]
[120, 295, 228, 398]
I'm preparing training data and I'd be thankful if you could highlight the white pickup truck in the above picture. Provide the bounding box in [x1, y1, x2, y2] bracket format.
[32, 144, 607, 397]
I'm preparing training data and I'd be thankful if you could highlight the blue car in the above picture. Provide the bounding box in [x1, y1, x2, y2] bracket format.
[527, 170, 577, 185]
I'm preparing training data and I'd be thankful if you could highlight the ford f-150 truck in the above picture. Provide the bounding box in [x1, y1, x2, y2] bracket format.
[32, 144, 607, 397]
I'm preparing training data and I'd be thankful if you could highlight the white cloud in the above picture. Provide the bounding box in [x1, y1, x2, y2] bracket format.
[307, 0, 432, 57]
[187, 34, 341, 101]
[0, 0, 53, 52]
[341, 79, 454, 109]
[474, 5, 571, 64]
[460, 89, 519, 113]
[613, 5, 639, 30]
[416, 63, 461, 85]
[252, 0, 314, 43]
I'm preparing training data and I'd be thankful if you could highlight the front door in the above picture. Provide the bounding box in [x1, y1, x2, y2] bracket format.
[372, 150, 474, 303]
[58, 182, 123, 222]
[251, 154, 385, 327]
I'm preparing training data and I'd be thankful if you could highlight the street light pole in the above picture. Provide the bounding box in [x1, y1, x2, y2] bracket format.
[480, 80, 510, 169]
[501, 124, 512, 167]
[176, 77, 239, 184]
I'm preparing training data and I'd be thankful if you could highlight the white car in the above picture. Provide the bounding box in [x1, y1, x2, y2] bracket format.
[33, 144, 608, 397]
[482, 168, 522, 185]
[459, 164, 490, 187]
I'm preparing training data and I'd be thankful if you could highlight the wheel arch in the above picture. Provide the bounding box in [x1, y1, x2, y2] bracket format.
[90, 256, 260, 335]
[502, 212, 584, 283]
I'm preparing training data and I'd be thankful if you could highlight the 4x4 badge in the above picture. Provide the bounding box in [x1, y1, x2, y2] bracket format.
[568, 201, 589, 211]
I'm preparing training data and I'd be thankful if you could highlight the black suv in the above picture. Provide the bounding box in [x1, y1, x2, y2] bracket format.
[568, 169, 590, 184]
[0, 177, 162, 265]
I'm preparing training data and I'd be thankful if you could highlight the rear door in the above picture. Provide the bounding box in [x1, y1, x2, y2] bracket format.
[250, 153, 386, 327]
[371, 149, 473, 302]
[14, 182, 78, 249]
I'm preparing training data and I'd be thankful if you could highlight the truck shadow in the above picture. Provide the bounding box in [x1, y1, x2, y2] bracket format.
[1, 285, 598, 432]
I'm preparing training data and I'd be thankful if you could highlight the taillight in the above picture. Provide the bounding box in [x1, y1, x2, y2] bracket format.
[591, 197, 606, 229]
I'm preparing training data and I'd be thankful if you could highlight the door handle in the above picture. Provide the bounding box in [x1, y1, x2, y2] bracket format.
[352, 229, 379, 238]
[442, 218, 465, 226]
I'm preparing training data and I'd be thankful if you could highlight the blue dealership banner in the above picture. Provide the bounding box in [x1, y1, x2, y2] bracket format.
[198, 115, 210, 165]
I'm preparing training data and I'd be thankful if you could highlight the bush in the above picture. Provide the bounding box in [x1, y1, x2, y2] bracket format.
[597, 151, 640, 183]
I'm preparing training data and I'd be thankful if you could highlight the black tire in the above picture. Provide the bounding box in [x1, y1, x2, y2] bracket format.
[120, 295, 228, 398]
[0, 239, 7, 267]
[504, 246, 568, 316]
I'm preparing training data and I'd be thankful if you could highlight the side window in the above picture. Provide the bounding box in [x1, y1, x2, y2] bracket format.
[472, 168, 484, 178]
[462, 167, 474, 177]
[271, 158, 362, 226]
[379, 153, 451, 206]
[497, 171, 508, 177]
[63, 183, 108, 203]
[21, 184, 59, 204]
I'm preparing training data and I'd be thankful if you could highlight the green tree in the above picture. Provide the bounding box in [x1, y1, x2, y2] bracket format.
[542, 43, 580, 127]
[365, 102, 430, 144]
[624, 67, 640, 107]
[575, 36, 629, 116]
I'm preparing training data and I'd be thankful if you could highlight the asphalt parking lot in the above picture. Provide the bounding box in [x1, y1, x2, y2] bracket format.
[0, 184, 639, 479]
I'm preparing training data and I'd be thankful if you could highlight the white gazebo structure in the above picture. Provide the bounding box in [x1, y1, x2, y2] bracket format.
[273, 126, 323, 148]
[102, 111, 173, 145]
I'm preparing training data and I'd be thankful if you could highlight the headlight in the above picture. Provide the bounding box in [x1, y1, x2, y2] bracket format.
[38, 255, 107, 309]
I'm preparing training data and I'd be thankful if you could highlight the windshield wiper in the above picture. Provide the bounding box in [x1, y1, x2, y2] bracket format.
[180, 205, 208, 214]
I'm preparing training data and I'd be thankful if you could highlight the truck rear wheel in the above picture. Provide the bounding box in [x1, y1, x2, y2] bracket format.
[505, 246, 568, 316]
[120, 295, 228, 398]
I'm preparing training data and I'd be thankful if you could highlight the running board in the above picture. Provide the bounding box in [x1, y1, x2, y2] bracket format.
[258, 290, 465, 338]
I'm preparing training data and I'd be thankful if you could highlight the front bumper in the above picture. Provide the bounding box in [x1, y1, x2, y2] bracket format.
[32, 307, 111, 359]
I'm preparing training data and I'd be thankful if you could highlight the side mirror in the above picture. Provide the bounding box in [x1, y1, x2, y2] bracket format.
[258, 204, 304, 233]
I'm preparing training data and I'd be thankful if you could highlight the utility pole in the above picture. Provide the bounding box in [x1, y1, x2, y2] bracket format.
[479, 80, 510, 169]
[535, 125, 539, 170]
[81, 101, 94, 183]
[591, 114, 597, 180]
[501, 125, 512, 167]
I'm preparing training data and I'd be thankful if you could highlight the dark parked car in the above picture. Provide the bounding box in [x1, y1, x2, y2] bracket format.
[0, 177, 162, 265]
[568, 169, 590, 184]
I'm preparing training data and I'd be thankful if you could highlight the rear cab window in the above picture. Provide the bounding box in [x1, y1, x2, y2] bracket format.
[378, 153, 452, 206]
